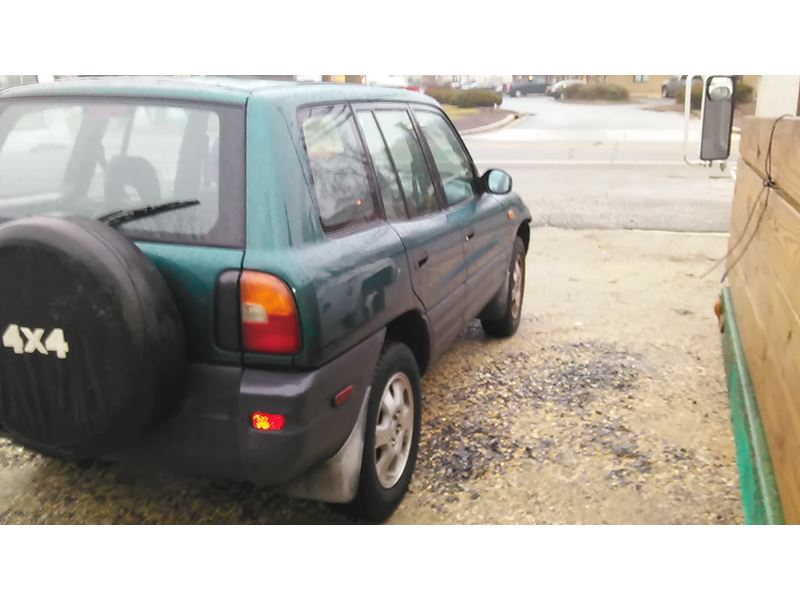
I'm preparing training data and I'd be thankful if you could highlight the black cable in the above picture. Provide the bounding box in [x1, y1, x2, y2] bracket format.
[702, 113, 793, 281]
[703, 183, 766, 279]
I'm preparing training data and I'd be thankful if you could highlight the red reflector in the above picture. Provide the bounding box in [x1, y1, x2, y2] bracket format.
[333, 384, 354, 407]
[251, 412, 286, 431]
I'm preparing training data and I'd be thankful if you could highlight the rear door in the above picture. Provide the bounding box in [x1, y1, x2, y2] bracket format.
[355, 106, 468, 360]
[412, 107, 510, 321]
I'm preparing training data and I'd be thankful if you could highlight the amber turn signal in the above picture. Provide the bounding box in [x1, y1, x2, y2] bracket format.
[240, 271, 301, 354]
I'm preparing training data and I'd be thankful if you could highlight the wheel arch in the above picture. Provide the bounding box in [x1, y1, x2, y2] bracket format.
[516, 219, 531, 252]
[384, 310, 431, 376]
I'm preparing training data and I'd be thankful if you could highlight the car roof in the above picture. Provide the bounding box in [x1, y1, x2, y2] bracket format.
[0, 76, 439, 108]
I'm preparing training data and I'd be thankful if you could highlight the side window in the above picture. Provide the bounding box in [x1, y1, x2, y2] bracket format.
[373, 110, 438, 218]
[356, 111, 407, 221]
[299, 104, 376, 230]
[414, 110, 476, 206]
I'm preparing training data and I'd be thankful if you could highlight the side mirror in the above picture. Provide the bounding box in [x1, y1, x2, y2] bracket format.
[700, 75, 735, 161]
[482, 169, 512, 194]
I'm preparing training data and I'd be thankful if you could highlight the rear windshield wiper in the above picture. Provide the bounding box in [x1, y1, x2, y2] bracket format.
[98, 200, 200, 228]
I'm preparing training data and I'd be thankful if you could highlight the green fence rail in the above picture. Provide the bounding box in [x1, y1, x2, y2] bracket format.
[720, 287, 784, 524]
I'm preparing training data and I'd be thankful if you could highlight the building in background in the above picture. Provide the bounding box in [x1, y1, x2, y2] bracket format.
[0, 75, 55, 90]
[320, 75, 365, 84]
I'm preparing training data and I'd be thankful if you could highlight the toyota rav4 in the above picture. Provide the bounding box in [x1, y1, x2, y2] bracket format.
[0, 77, 531, 521]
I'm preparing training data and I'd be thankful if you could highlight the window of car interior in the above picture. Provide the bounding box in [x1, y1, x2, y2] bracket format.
[355, 110, 408, 221]
[413, 108, 477, 207]
[371, 108, 439, 219]
[298, 104, 378, 231]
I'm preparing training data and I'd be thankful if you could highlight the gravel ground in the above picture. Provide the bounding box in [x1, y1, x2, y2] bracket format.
[0, 227, 742, 524]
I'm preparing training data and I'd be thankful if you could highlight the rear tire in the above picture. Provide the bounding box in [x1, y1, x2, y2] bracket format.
[481, 237, 526, 338]
[662, 86, 669, 98]
[347, 342, 421, 523]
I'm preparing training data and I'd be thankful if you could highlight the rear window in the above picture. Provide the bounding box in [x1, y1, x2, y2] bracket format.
[0, 99, 245, 247]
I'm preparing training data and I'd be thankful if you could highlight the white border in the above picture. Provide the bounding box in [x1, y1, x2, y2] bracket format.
[1, 525, 798, 599]
[1, 1, 798, 74]
[2, 1, 798, 596]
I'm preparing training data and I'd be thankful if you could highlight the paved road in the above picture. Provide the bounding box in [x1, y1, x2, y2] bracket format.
[464, 95, 736, 232]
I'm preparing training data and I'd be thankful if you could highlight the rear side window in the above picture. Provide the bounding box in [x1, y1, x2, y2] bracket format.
[299, 105, 376, 230]
[356, 110, 407, 221]
[0, 100, 245, 248]
[414, 109, 476, 206]
[373, 110, 438, 218]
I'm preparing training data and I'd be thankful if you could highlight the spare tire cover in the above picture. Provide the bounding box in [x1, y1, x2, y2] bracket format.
[0, 215, 186, 456]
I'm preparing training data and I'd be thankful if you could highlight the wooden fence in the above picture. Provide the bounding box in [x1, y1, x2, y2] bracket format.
[728, 116, 800, 522]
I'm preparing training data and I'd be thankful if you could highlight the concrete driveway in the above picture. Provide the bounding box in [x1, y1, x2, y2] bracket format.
[501, 95, 686, 135]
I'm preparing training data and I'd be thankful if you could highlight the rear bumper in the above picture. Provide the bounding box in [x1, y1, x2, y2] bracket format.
[108, 329, 385, 486]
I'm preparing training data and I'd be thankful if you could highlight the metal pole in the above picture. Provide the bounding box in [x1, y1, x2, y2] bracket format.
[684, 74, 710, 166]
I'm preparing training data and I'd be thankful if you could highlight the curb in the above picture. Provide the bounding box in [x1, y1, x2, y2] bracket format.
[459, 113, 521, 135]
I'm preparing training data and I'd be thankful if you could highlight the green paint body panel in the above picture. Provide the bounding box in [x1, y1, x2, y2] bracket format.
[135, 242, 243, 364]
[719, 287, 784, 524]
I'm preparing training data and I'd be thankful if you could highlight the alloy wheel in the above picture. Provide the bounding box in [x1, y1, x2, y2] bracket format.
[374, 372, 414, 489]
[510, 252, 524, 320]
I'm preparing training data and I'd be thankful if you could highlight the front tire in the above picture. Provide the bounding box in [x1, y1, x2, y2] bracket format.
[349, 342, 421, 522]
[481, 237, 526, 338]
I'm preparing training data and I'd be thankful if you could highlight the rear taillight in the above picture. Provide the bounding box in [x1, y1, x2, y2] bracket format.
[240, 271, 301, 354]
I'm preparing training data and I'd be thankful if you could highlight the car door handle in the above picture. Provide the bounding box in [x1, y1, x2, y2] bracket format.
[416, 251, 429, 268]
[465, 228, 476, 242]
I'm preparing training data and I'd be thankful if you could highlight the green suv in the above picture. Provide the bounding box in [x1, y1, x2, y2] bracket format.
[0, 77, 531, 521]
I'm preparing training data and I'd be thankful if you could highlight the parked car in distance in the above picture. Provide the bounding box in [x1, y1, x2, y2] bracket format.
[459, 80, 499, 92]
[547, 79, 585, 99]
[506, 77, 548, 97]
[0, 77, 532, 523]
[662, 75, 705, 99]
[661, 76, 687, 98]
